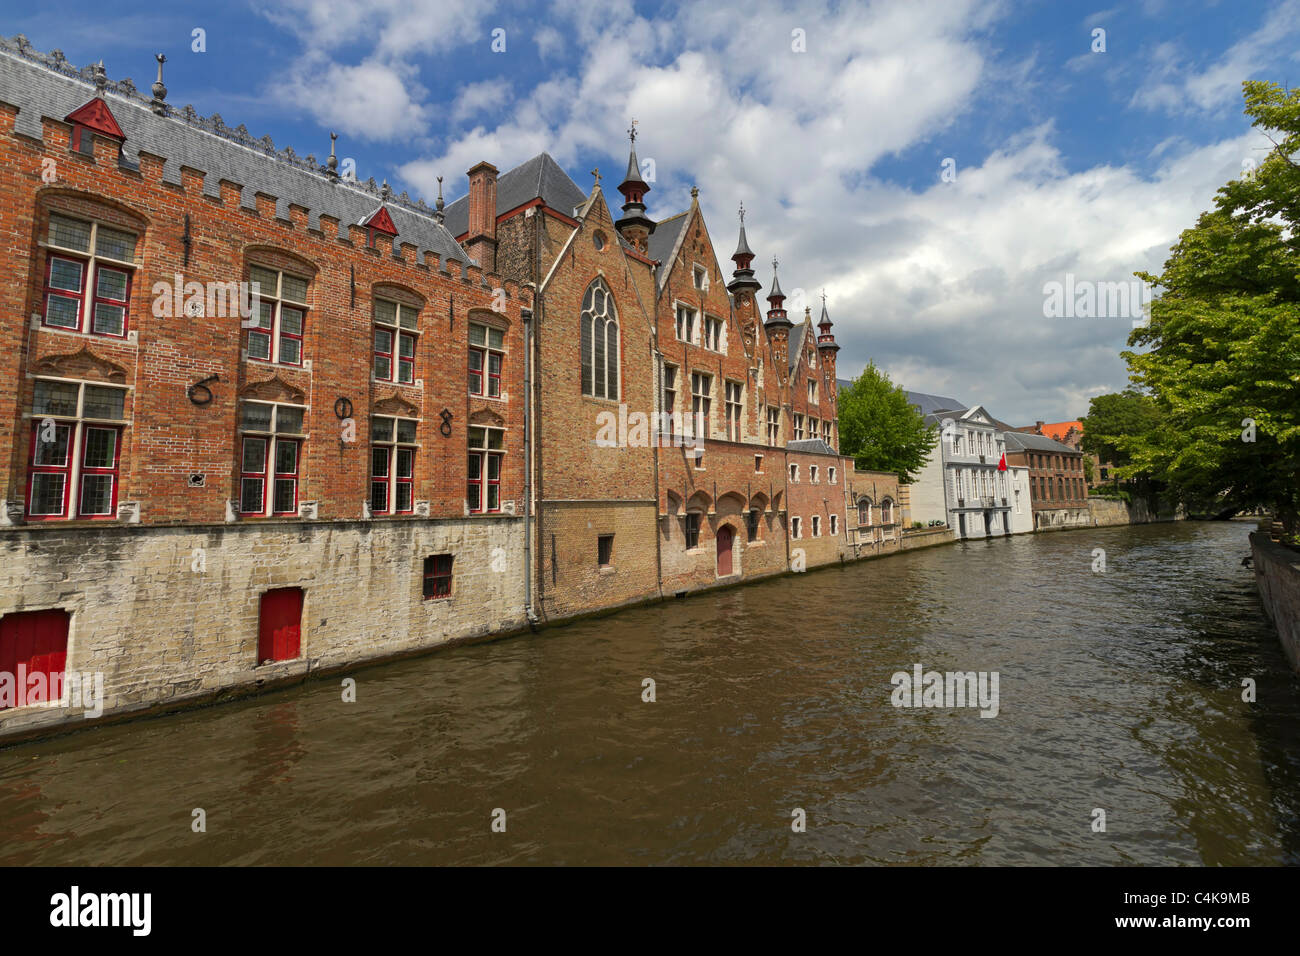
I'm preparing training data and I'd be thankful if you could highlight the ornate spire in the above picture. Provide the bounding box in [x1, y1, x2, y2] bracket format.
[435, 175, 445, 224]
[816, 290, 839, 353]
[727, 200, 762, 298]
[327, 132, 339, 177]
[765, 256, 791, 330]
[615, 119, 654, 252]
[150, 54, 167, 115]
[92, 59, 107, 94]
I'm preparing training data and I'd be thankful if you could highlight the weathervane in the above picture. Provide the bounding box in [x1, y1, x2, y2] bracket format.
[739, 200, 746, 223]
[628, 118, 638, 144]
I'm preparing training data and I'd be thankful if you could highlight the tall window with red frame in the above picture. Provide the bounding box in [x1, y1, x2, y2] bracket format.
[370, 416, 417, 515]
[239, 401, 305, 516]
[467, 426, 504, 513]
[373, 298, 419, 384]
[26, 379, 127, 520]
[42, 214, 135, 338]
[468, 323, 505, 398]
[247, 266, 308, 366]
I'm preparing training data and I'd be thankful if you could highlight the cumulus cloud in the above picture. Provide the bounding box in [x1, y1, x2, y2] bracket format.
[260, 0, 1291, 421]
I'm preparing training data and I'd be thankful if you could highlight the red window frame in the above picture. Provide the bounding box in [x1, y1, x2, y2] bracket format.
[423, 554, 453, 599]
[277, 305, 305, 367]
[395, 447, 414, 513]
[467, 451, 502, 514]
[26, 421, 73, 519]
[397, 331, 416, 384]
[370, 444, 391, 515]
[468, 348, 484, 395]
[240, 436, 269, 515]
[468, 347, 503, 397]
[43, 255, 85, 332]
[373, 326, 394, 382]
[25, 421, 121, 521]
[272, 439, 300, 515]
[77, 425, 122, 517]
[90, 264, 130, 337]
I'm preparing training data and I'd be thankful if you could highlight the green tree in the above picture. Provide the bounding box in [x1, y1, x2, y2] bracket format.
[1080, 390, 1163, 469]
[1121, 81, 1300, 533]
[838, 362, 937, 482]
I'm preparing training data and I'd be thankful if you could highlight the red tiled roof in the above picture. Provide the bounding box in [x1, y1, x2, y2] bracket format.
[1039, 421, 1082, 441]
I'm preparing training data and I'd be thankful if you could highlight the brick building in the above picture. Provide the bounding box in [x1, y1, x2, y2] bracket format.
[1016, 419, 1111, 488]
[1003, 430, 1090, 530]
[0, 37, 861, 737]
[442, 130, 855, 622]
[0, 38, 529, 737]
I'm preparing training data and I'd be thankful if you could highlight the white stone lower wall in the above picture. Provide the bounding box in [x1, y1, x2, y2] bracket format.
[0, 518, 526, 740]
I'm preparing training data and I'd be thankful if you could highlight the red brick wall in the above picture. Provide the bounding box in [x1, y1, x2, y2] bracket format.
[0, 103, 526, 527]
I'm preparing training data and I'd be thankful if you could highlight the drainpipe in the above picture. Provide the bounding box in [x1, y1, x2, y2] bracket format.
[522, 303, 537, 627]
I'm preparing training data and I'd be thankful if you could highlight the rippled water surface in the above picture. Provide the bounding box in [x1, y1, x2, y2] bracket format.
[2, 521, 1298, 865]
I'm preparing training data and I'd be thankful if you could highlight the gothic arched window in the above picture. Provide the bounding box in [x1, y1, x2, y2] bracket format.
[581, 278, 619, 399]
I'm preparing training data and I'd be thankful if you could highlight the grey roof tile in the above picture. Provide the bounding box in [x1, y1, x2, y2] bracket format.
[787, 438, 835, 454]
[441, 152, 587, 238]
[1003, 431, 1077, 453]
[0, 36, 468, 265]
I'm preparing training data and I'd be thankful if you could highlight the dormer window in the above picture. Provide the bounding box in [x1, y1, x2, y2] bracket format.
[70, 125, 96, 157]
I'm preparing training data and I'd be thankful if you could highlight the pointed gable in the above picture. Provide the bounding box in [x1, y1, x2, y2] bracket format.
[65, 97, 125, 140]
[363, 205, 398, 236]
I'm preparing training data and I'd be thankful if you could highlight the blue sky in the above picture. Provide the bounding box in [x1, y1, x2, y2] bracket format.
[4, 0, 1296, 423]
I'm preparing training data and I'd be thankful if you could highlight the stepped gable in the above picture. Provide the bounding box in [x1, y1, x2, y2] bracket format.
[0, 34, 465, 265]
[441, 152, 587, 239]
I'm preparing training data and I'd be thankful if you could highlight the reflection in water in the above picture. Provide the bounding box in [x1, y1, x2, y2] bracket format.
[1, 521, 1297, 865]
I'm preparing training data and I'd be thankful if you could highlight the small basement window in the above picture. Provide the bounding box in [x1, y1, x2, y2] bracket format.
[423, 554, 453, 599]
[598, 534, 614, 568]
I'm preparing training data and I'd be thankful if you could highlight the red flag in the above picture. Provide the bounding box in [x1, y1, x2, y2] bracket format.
[997, 452, 1007, 471]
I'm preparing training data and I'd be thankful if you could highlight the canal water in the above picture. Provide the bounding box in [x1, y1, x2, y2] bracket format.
[2, 520, 1297, 866]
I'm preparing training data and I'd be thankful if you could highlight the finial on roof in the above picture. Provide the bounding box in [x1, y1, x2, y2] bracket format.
[690, 185, 699, 199]
[150, 54, 167, 115]
[628, 118, 638, 144]
[327, 132, 338, 176]
[381, 180, 392, 202]
[739, 201, 746, 224]
[591, 167, 601, 186]
[435, 176, 445, 224]
[92, 60, 107, 93]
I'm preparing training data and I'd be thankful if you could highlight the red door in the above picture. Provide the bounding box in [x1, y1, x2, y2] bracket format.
[0, 609, 70, 708]
[717, 525, 734, 576]
[258, 588, 303, 664]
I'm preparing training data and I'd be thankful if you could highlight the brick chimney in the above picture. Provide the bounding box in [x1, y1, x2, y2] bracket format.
[464, 161, 498, 273]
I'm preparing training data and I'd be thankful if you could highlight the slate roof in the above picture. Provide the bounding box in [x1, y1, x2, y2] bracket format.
[647, 210, 689, 284]
[905, 390, 965, 416]
[442, 152, 587, 238]
[0, 35, 468, 265]
[787, 439, 836, 455]
[1003, 431, 1078, 454]
[788, 321, 808, 371]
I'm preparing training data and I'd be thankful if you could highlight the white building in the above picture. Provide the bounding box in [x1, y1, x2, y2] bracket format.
[1007, 465, 1033, 534]
[908, 401, 1013, 540]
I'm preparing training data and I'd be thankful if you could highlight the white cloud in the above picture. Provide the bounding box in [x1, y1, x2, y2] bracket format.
[281, 55, 428, 140]
[1130, 0, 1300, 115]
[263, 0, 1283, 421]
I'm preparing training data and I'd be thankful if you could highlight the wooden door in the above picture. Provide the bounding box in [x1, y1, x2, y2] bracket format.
[258, 588, 303, 664]
[0, 609, 69, 707]
[717, 525, 734, 576]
